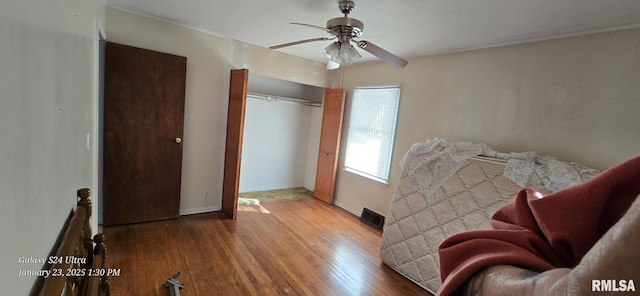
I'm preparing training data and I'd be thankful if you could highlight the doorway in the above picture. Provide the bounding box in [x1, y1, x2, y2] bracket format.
[228, 73, 327, 210]
[217, 70, 348, 218]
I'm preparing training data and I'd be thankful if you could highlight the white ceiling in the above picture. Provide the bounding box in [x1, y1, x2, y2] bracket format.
[105, 0, 640, 65]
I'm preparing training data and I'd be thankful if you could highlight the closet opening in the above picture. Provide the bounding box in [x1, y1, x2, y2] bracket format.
[237, 74, 324, 208]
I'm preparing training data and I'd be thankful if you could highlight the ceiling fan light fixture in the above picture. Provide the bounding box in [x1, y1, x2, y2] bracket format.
[322, 42, 340, 61]
[326, 60, 341, 70]
[339, 42, 361, 63]
[322, 41, 361, 66]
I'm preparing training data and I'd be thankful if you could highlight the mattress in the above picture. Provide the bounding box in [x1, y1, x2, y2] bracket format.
[379, 139, 598, 294]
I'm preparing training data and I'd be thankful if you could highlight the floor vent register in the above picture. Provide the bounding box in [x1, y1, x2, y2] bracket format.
[360, 208, 385, 229]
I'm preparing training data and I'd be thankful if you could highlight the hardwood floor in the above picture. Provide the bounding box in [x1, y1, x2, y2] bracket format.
[104, 198, 432, 296]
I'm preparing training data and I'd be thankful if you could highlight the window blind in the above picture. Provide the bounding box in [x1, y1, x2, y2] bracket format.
[344, 86, 400, 184]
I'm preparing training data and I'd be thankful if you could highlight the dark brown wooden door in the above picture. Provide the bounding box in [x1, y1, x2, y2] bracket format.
[103, 42, 187, 225]
[313, 88, 346, 203]
[222, 69, 249, 219]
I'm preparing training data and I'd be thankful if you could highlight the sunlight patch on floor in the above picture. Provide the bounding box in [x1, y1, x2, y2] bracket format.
[238, 204, 271, 214]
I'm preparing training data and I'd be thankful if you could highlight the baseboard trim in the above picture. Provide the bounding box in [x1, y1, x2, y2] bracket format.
[239, 184, 307, 193]
[180, 205, 220, 216]
[180, 201, 359, 218]
[332, 200, 361, 217]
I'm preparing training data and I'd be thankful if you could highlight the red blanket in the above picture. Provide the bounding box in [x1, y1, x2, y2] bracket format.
[437, 155, 640, 296]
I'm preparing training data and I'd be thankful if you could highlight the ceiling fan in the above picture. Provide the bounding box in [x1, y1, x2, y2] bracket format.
[269, 0, 408, 70]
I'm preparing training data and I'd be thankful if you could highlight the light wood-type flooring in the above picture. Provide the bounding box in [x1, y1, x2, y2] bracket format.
[104, 198, 432, 296]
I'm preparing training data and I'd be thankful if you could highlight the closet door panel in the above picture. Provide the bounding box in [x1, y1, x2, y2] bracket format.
[222, 69, 249, 219]
[313, 88, 345, 203]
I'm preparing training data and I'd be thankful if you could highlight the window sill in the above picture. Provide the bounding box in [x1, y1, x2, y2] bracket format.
[343, 167, 389, 186]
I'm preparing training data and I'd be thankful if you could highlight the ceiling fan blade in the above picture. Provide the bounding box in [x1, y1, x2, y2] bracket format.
[269, 37, 332, 49]
[355, 40, 408, 68]
[291, 22, 332, 33]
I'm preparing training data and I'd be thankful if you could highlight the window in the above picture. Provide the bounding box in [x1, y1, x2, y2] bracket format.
[344, 86, 401, 184]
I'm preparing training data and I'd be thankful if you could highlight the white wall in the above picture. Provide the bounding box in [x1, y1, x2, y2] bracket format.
[335, 28, 640, 218]
[105, 7, 330, 215]
[304, 107, 324, 191]
[0, 0, 106, 294]
[239, 98, 315, 192]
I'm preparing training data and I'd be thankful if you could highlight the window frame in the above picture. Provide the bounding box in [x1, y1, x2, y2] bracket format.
[343, 85, 401, 185]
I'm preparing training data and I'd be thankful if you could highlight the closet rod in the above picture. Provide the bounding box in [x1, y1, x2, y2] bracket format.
[247, 92, 322, 107]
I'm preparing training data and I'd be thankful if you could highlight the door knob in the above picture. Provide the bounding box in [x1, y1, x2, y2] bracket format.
[175, 137, 182, 144]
